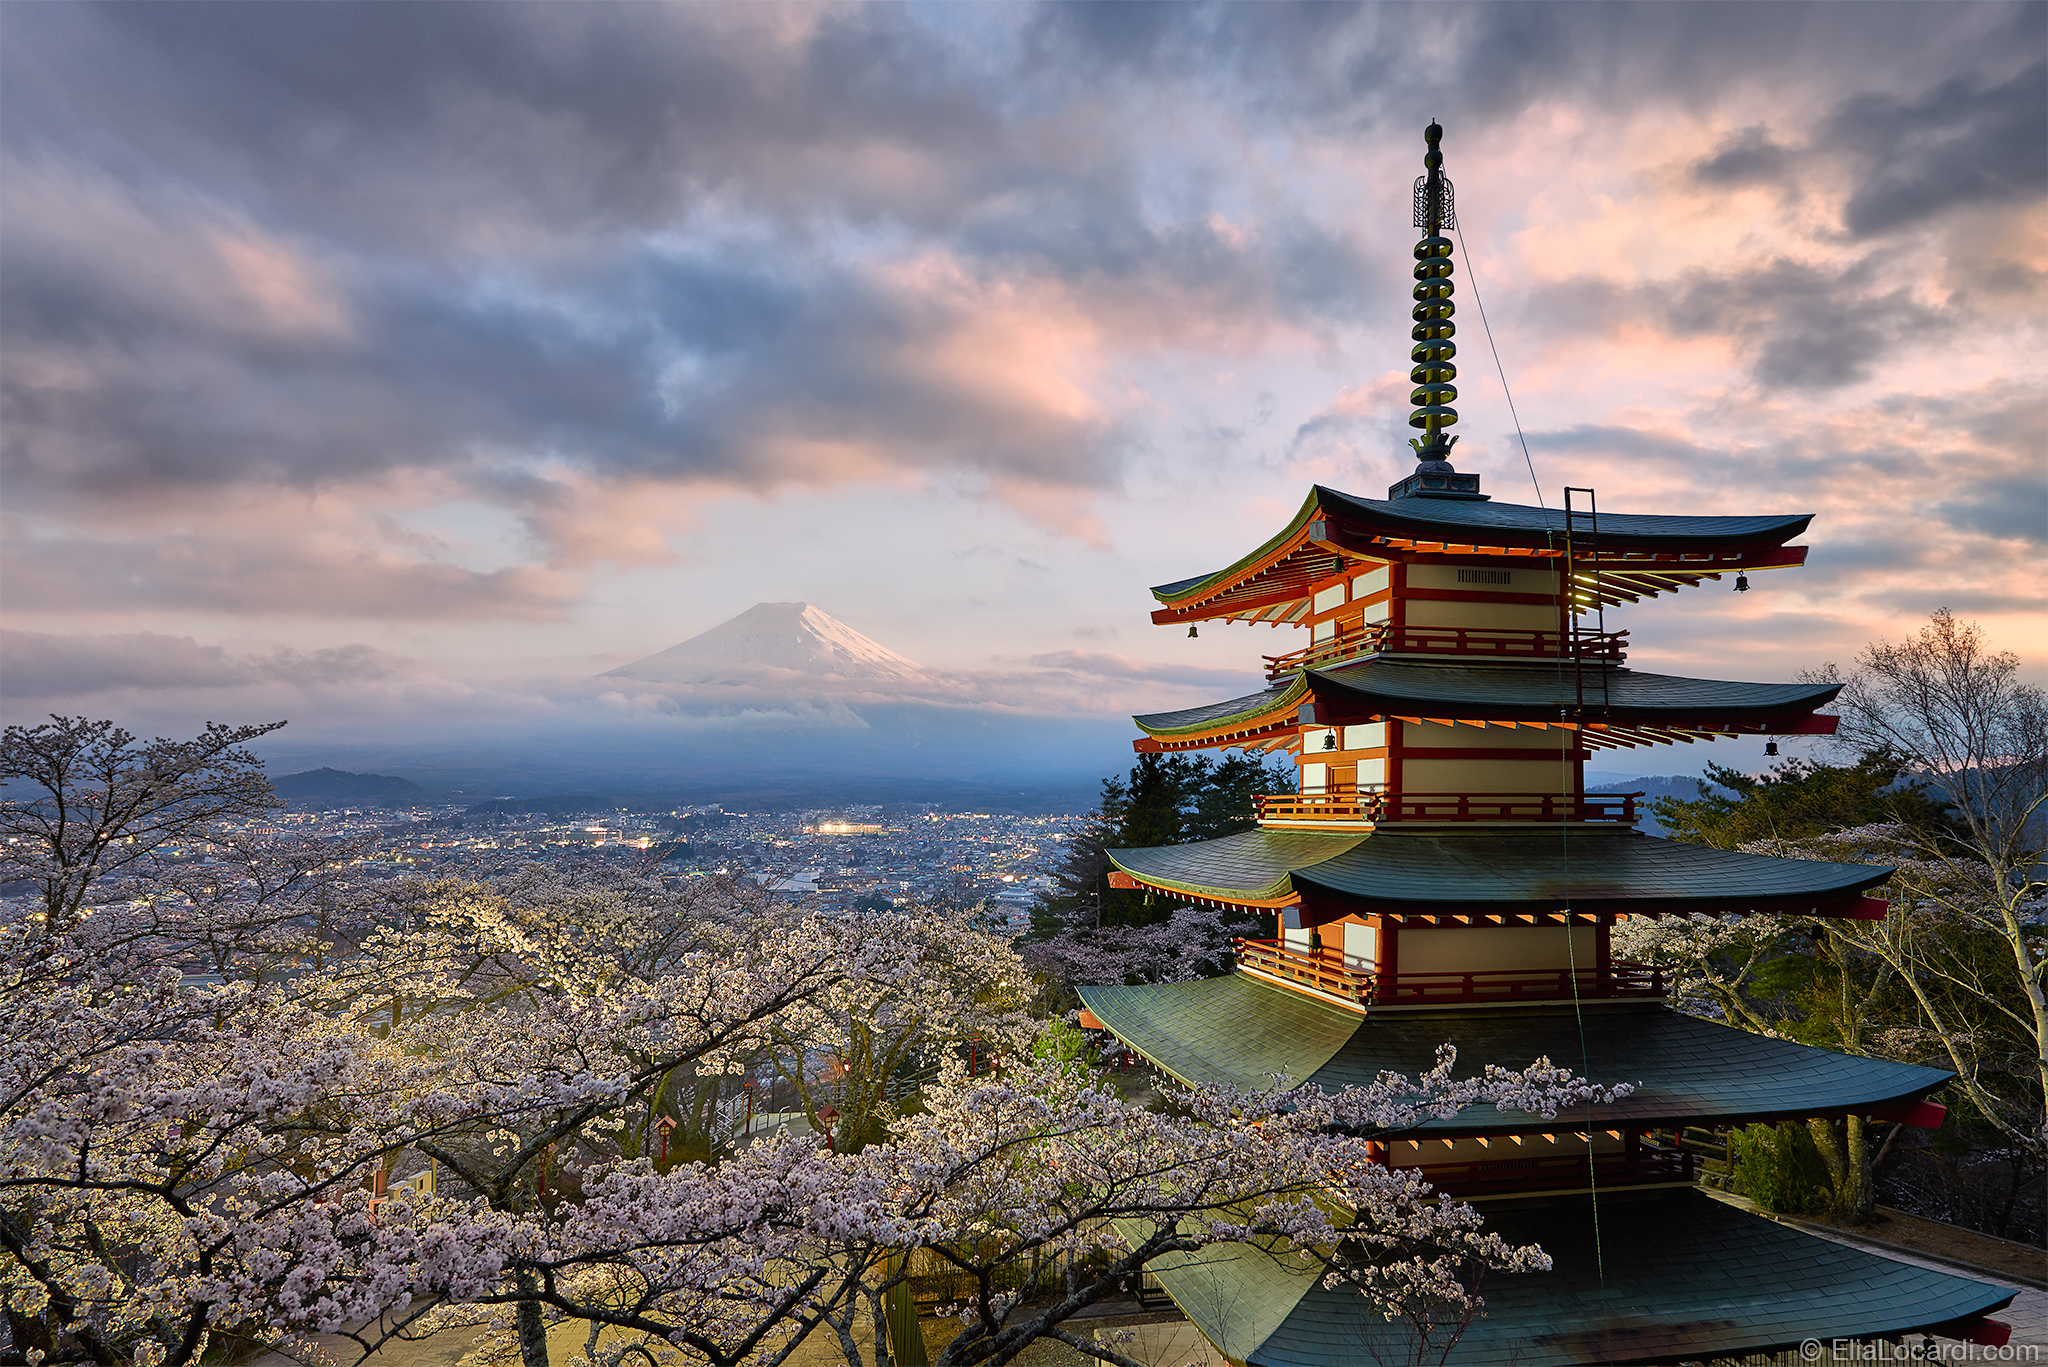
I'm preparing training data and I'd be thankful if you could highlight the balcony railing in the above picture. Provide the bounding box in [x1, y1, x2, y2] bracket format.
[1231, 938, 1665, 1007]
[1255, 789, 1640, 826]
[1395, 1146, 1692, 1197]
[1373, 960, 1664, 1005]
[1264, 624, 1626, 680]
[1232, 937, 1375, 1004]
[1254, 789, 1381, 824]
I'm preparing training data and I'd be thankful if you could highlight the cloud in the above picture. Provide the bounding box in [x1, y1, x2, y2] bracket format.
[0, 522, 578, 620]
[0, 0, 2038, 692]
[1019, 649, 1257, 690]
[0, 629, 398, 698]
[1690, 127, 1797, 189]
[1823, 57, 2047, 239]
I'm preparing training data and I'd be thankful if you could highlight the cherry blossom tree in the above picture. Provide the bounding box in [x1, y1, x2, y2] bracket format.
[2, 717, 1634, 1367]
[1, 717, 286, 928]
[5, 871, 1628, 1367]
[1818, 610, 2048, 1161]
[294, 1043, 1620, 1367]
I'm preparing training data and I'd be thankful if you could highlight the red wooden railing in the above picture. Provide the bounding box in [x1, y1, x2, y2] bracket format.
[1373, 960, 1663, 1005]
[1395, 1146, 1692, 1196]
[1231, 937, 1375, 1004]
[1254, 789, 1380, 823]
[1255, 789, 1640, 826]
[1231, 939, 1665, 1006]
[1264, 624, 1626, 680]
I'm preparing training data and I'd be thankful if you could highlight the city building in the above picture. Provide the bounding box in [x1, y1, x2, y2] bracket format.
[1077, 124, 2015, 1364]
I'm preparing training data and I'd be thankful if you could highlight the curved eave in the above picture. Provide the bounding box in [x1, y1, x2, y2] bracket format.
[1106, 827, 1368, 905]
[1147, 485, 1814, 624]
[1149, 492, 1350, 624]
[1304, 661, 1843, 726]
[1133, 677, 1310, 741]
[1135, 1187, 2010, 1367]
[1077, 975, 1952, 1133]
[1290, 830, 1892, 913]
[1318, 485, 1814, 550]
[1105, 829, 1893, 915]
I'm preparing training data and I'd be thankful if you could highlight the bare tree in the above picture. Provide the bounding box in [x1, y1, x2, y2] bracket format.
[1818, 609, 2048, 1159]
[1, 716, 286, 929]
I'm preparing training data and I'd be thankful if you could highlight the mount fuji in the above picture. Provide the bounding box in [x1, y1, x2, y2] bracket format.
[602, 602, 936, 688]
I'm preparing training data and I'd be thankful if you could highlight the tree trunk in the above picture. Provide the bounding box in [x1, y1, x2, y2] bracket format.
[1806, 1115, 1874, 1223]
[516, 1270, 550, 1367]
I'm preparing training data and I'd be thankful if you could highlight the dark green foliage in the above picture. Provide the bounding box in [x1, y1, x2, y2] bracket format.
[1649, 753, 1959, 850]
[1730, 1121, 1830, 1215]
[1029, 753, 1291, 937]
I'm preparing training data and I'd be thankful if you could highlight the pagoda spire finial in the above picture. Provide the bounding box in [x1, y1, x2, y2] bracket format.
[1407, 120, 1459, 468]
[1389, 122, 1486, 500]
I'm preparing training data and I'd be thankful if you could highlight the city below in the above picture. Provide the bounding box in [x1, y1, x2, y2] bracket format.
[31, 783, 1078, 931]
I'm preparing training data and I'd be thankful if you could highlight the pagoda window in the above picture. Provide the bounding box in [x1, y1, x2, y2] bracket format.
[1406, 564, 1559, 595]
[1312, 583, 1347, 614]
[1357, 757, 1387, 788]
[1340, 919, 1376, 970]
[1362, 599, 1392, 625]
[1352, 565, 1390, 597]
[1301, 727, 1340, 752]
[1312, 618, 1338, 645]
[1298, 762, 1328, 793]
[1343, 722, 1387, 750]
[1280, 907, 1315, 956]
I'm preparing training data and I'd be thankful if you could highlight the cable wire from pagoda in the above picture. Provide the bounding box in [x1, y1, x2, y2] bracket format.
[1557, 663, 1608, 1286]
[1455, 227, 1544, 509]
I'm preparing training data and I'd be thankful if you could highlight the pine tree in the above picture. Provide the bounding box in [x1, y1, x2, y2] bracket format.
[1029, 753, 1290, 936]
[1648, 752, 1959, 850]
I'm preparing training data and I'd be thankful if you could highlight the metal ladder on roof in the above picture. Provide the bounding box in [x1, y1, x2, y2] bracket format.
[1562, 487, 1610, 714]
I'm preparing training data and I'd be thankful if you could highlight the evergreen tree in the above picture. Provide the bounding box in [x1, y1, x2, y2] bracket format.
[1648, 752, 1959, 850]
[1029, 752, 1291, 937]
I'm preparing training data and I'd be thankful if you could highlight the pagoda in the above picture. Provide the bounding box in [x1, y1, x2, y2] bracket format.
[1077, 125, 2017, 1364]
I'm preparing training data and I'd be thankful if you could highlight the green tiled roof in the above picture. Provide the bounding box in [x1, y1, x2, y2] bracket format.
[1305, 658, 1841, 720]
[1144, 1189, 2011, 1367]
[1134, 679, 1305, 737]
[1107, 829, 1892, 913]
[1109, 827, 1370, 902]
[1149, 486, 1813, 602]
[1151, 490, 1324, 603]
[1317, 484, 1813, 549]
[1132, 660, 1841, 734]
[1290, 829, 1891, 911]
[1077, 975, 1952, 1131]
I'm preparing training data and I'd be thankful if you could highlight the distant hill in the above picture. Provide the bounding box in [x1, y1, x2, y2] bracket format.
[274, 767, 426, 805]
[1587, 774, 1720, 800]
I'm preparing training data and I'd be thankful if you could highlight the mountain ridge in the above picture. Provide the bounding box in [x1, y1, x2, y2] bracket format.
[602, 602, 932, 687]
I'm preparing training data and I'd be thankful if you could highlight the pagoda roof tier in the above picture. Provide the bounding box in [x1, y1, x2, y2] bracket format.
[1131, 659, 1841, 752]
[1150, 486, 1812, 624]
[1106, 828, 1892, 916]
[1077, 976, 1948, 1131]
[1131, 1187, 2012, 1367]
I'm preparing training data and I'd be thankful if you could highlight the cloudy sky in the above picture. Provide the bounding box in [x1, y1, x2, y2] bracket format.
[1, 2, 2041, 778]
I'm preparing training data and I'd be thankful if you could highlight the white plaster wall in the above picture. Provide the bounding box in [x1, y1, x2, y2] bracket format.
[1403, 598, 1560, 630]
[1396, 925, 1597, 972]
